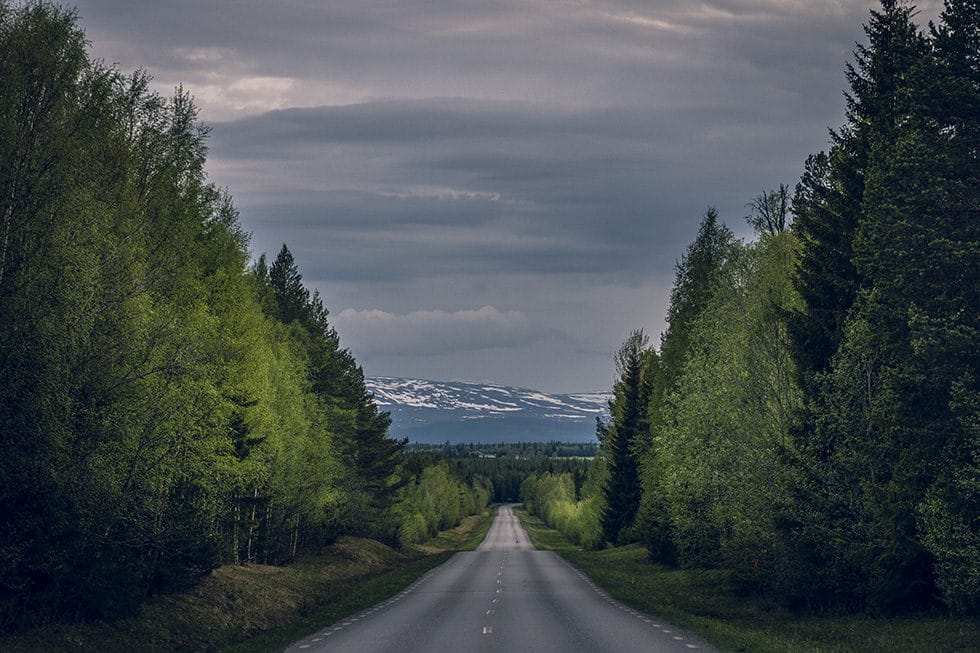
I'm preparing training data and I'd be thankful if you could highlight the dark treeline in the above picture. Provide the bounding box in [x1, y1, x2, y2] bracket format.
[407, 441, 598, 459]
[407, 442, 596, 503]
[0, 2, 486, 632]
[526, 0, 978, 616]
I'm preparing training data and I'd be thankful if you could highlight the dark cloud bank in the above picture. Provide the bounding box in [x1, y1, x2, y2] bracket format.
[73, 0, 939, 392]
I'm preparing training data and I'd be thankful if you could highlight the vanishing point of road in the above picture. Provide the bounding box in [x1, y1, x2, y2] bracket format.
[286, 505, 717, 652]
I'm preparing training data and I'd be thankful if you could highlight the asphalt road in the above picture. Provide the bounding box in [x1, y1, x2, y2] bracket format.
[286, 505, 716, 652]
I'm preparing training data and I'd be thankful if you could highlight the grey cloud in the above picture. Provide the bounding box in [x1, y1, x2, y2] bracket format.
[331, 305, 557, 356]
[208, 100, 573, 153]
[77, 1, 879, 120]
[69, 0, 898, 391]
[211, 97, 813, 288]
[210, 101, 819, 157]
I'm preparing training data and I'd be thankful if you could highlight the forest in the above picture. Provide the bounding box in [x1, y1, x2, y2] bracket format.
[524, 0, 978, 616]
[1, 0, 976, 637]
[407, 442, 596, 503]
[0, 1, 488, 632]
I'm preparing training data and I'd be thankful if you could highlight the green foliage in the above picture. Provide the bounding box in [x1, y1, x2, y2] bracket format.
[637, 209, 737, 563]
[623, 0, 979, 617]
[407, 441, 597, 503]
[391, 462, 489, 545]
[600, 330, 653, 544]
[0, 2, 255, 618]
[0, 3, 425, 632]
[519, 513, 980, 653]
[260, 244, 406, 543]
[778, 0, 979, 614]
[522, 461, 605, 549]
[653, 232, 802, 571]
[657, 209, 736, 390]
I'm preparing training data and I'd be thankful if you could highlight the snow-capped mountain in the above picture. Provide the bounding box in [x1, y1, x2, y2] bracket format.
[366, 377, 610, 443]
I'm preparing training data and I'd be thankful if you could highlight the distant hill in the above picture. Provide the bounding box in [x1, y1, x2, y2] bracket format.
[366, 377, 610, 443]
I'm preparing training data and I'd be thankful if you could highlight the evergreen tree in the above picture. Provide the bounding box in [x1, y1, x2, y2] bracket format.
[638, 210, 734, 561]
[658, 208, 735, 389]
[601, 330, 651, 544]
[782, 0, 979, 613]
[263, 243, 406, 540]
[270, 244, 312, 326]
[789, 0, 924, 395]
[913, 0, 980, 614]
[827, 0, 977, 612]
[251, 253, 278, 316]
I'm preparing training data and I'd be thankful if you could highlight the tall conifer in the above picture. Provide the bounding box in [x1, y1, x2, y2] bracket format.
[601, 331, 651, 544]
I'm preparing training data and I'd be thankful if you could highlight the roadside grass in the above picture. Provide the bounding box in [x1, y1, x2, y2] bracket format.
[0, 507, 497, 653]
[410, 509, 496, 554]
[516, 509, 980, 653]
[222, 551, 455, 653]
[227, 508, 496, 652]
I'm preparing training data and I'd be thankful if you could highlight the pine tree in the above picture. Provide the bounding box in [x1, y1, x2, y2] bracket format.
[263, 243, 406, 540]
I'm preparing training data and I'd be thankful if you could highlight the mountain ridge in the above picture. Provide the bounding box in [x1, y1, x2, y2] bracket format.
[366, 376, 610, 443]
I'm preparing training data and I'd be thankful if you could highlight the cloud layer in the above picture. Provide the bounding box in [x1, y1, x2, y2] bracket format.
[69, 0, 942, 391]
[333, 306, 546, 356]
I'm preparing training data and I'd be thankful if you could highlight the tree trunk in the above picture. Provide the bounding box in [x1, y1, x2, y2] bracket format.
[246, 487, 258, 563]
[263, 501, 272, 564]
[232, 501, 240, 565]
[291, 519, 299, 560]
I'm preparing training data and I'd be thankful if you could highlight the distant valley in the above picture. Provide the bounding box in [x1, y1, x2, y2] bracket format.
[366, 377, 610, 443]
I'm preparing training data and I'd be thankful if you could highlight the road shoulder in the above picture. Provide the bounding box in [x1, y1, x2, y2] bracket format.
[514, 509, 980, 653]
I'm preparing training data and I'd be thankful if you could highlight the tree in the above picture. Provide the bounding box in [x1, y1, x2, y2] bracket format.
[746, 185, 790, 236]
[637, 209, 735, 562]
[787, 0, 925, 396]
[261, 243, 406, 541]
[658, 209, 735, 389]
[654, 230, 802, 570]
[781, 0, 978, 613]
[913, 0, 980, 614]
[269, 244, 312, 326]
[601, 330, 652, 544]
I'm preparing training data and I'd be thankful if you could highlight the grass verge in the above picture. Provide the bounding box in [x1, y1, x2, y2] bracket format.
[408, 508, 497, 554]
[1, 507, 497, 653]
[516, 509, 979, 653]
[226, 508, 497, 652]
[222, 551, 455, 653]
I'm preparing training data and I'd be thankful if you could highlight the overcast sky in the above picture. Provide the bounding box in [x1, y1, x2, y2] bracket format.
[72, 0, 941, 393]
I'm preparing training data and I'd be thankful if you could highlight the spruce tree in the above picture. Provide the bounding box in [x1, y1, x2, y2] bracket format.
[601, 330, 651, 544]
[913, 0, 980, 613]
[269, 244, 311, 325]
[790, 0, 925, 395]
[638, 210, 734, 561]
[782, 0, 977, 612]
[658, 208, 735, 389]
